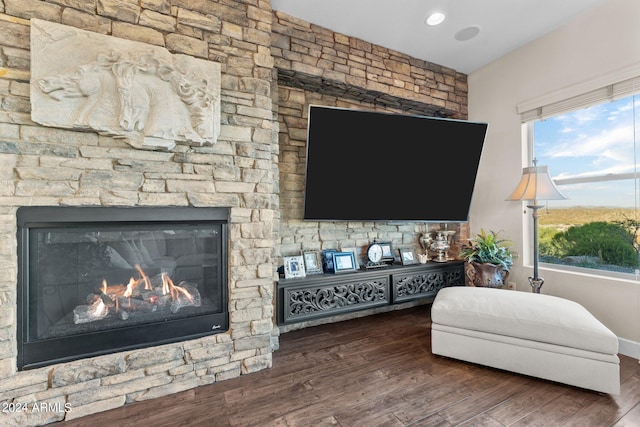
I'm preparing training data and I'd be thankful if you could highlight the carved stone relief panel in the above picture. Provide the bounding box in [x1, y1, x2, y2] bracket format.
[30, 19, 221, 151]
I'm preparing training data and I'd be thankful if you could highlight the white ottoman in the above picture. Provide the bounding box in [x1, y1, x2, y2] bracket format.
[431, 286, 620, 394]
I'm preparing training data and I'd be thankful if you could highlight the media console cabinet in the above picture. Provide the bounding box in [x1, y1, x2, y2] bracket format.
[277, 260, 465, 325]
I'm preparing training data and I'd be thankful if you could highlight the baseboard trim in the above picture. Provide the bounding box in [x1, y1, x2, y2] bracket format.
[619, 337, 640, 360]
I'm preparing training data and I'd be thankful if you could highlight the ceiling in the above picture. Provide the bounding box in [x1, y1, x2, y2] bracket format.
[270, 0, 610, 74]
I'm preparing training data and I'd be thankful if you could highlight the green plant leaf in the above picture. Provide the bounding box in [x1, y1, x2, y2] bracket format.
[460, 229, 515, 270]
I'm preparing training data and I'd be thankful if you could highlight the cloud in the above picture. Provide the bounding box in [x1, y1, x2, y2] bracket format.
[543, 124, 634, 161]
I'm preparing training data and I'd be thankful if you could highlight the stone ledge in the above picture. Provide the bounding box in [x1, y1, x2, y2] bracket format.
[277, 69, 459, 118]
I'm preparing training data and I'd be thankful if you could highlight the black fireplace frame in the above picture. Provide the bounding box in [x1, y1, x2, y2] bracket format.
[16, 206, 230, 371]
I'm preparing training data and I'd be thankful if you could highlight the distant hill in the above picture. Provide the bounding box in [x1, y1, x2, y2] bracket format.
[540, 207, 638, 226]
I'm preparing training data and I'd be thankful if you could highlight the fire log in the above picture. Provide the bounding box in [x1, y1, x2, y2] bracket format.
[74, 294, 110, 324]
[116, 296, 157, 313]
[169, 281, 201, 313]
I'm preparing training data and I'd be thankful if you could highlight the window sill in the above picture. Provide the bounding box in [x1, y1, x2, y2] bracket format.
[537, 262, 640, 284]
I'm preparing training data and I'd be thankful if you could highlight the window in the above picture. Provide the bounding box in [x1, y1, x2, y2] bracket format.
[527, 88, 640, 276]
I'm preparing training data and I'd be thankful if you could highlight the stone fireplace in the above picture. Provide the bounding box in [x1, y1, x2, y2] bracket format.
[0, 3, 279, 424]
[16, 206, 229, 371]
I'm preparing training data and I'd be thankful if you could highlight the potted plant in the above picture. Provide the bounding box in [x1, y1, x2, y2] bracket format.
[459, 229, 516, 288]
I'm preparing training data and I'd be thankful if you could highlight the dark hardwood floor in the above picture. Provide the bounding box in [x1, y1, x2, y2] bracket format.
[58, 305, 640, 426]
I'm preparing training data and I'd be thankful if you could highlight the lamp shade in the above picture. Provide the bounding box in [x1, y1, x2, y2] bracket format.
[506, 165, 567, 202]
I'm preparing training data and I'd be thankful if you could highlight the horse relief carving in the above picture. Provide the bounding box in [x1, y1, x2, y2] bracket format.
[30, 19, 221, 151]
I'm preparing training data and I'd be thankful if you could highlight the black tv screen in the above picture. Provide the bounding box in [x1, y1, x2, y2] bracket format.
[303, 105, 487, 222]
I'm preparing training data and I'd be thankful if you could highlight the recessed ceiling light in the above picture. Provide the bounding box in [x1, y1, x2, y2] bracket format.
[425, 12, 446, 26]
[455, 26, 481, 41]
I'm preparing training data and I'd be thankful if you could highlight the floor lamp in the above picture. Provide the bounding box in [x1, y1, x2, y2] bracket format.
[506, 159, 567, 293]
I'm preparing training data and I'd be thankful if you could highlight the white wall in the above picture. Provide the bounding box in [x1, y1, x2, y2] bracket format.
[468, 0, 640, 356]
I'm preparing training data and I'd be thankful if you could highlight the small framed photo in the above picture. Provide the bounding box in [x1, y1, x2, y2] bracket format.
[379, 241, 394, 262]
[340, 247, 360, 270]
[303, 251, 323, 275]
[284, 255, 306, 279]
[322, 249, 338, 273]
[400, 248, 418, 265]
[332, 252, 357, 274]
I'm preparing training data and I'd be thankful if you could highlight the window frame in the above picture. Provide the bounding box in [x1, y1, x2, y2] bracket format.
[520, 78, 640, 282]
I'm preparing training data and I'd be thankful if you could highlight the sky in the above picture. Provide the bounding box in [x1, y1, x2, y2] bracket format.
[534, 93, 640, 208]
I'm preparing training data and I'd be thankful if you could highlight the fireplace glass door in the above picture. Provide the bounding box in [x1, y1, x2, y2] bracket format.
[17, 207, 229, 370]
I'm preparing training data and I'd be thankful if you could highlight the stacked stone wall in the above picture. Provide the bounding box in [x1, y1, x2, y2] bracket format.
[272, 11, 469, 273]
[271, 10, 468, 118]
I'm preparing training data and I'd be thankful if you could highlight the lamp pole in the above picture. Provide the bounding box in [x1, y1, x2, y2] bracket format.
[528, 202, 544, 293]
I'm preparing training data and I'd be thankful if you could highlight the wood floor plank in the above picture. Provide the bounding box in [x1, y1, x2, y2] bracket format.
[509, 389, 601, 426]
[436, 375, 530, 425]
[561, 375, 640, 426]
[613, 402, 640, 427]
[55, 305, 640, 427]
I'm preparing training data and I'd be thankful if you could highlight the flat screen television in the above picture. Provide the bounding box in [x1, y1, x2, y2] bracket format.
[303, 105, 487, 222]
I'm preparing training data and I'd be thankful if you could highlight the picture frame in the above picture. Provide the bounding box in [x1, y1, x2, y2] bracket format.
[303, 251, 323, 275]
[340, 247, 360, 270]
[283, 255, 306, 279]
[332, 252, 357, 274]
[400, 248, 419, 266]
[378, 241, 394, 263]
[322, 249, 338, 273]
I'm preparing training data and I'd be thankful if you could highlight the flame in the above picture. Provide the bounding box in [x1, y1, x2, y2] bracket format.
[135, 264, 153, 290]
[81, 266, 195, 324]
[161, 272, 193, 302]
[100, 278, 128, 298]
[161, 272, 170, 295]
[124, 276, 144, 298]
